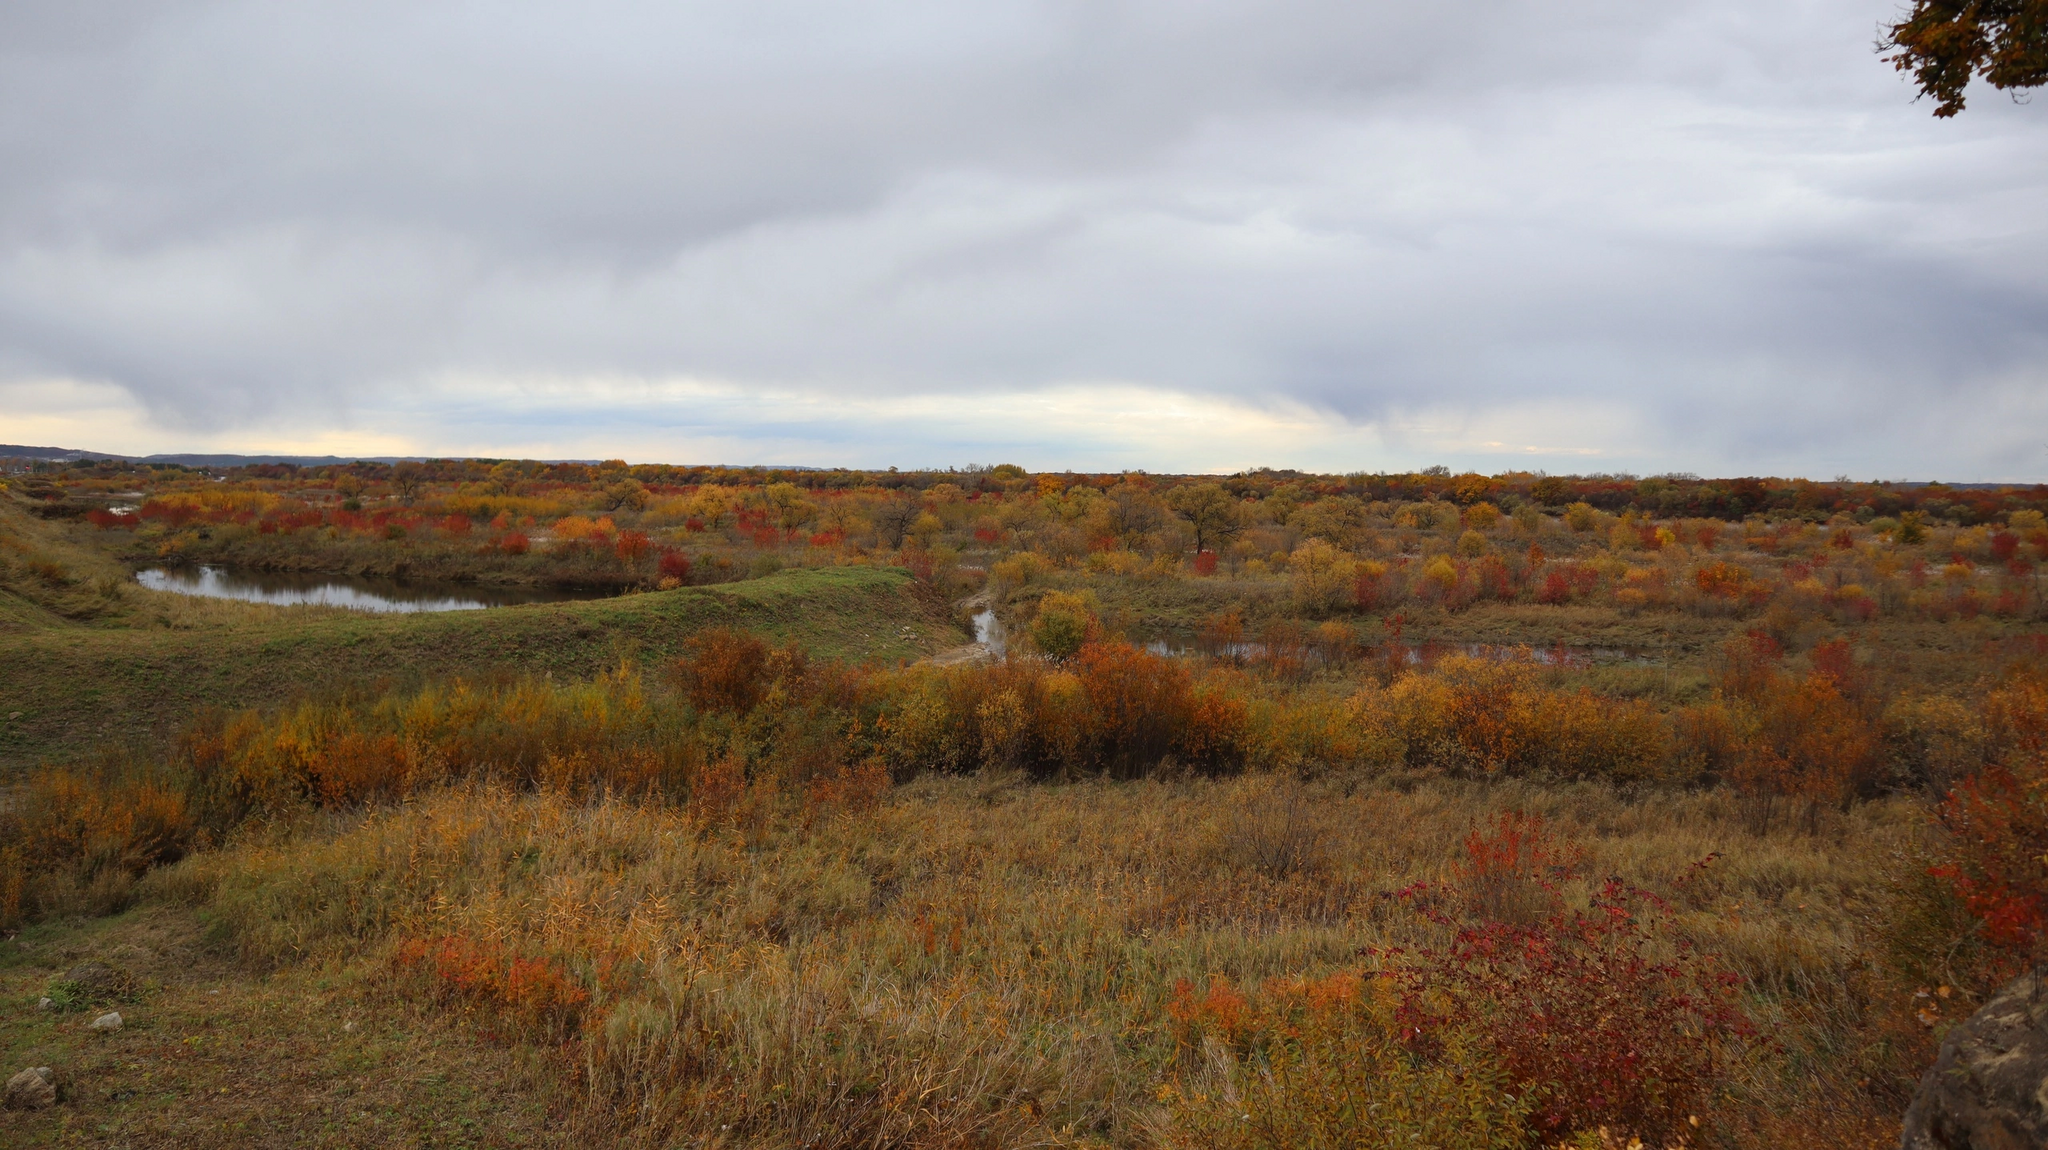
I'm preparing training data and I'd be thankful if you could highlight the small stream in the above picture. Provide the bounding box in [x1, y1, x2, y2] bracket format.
[136, 565, 617, 614]
[972, 608, 1009, 656]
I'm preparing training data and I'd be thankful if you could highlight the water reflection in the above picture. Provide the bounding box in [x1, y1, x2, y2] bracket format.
[136, 566, 615, 614]
[972, 608, 1008, 656]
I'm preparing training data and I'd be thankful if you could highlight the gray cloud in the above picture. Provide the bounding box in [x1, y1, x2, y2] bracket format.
[0, 0, 2044, 476]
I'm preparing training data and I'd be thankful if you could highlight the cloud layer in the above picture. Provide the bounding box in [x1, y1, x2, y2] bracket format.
[2, 1, 2044, 476]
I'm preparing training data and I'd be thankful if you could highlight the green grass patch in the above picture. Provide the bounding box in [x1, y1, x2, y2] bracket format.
[0, 566, 960, 774]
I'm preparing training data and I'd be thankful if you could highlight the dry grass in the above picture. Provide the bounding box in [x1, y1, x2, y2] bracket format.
[120, 772, 1928, 1148]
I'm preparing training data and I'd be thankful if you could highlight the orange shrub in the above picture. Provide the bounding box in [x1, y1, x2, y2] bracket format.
[1077, 642, 1193, 776]
[1720, 634, 1875, 822]
[392, 935, 589, 1043]
[676, 628, 773, 714]
[305, 730, 410, 805]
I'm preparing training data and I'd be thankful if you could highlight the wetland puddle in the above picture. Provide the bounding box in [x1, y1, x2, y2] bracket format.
[136, 566, 617, 614]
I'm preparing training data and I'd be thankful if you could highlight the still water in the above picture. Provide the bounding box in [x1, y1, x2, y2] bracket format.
[972, 608, 1008, 656]
[136, 566, 616, 614]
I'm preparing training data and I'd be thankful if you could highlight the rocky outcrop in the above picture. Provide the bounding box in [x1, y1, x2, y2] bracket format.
[1900, 968, 2048, 1149]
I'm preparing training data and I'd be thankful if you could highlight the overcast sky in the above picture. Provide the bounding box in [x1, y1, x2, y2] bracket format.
[1, 1, 2043, 478]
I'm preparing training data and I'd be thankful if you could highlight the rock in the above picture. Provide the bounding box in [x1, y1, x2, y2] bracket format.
[4, 1066, 56, 1110]
[36, 997, 52, 1011]
[89, 1011, 122, 1032]
[1900, 967, 2048, 1149]
[61, 961, 121, 995]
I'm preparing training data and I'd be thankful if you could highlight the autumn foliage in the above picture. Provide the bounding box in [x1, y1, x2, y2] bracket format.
[1166, 829, 1752, 1147]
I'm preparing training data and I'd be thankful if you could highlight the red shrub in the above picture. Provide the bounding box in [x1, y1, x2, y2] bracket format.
[1177, 688, 1248, 774]
[657, 550, 692, 581]
[615, 529, 652, 561]
[1355, 564, 1390, 609]
[1192, 549, 1218, 576]
[1476, 554, 1514, 601]
[1695, 561, 1752, 601]
[499, 531, 530, 555]
[1392, 879, 1753, 1142]
[1934, 759, 2048, 965]
[86, 508, 141, 529]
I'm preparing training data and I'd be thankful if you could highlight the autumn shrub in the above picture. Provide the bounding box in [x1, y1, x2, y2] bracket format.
[1079, 641, 1195, 776]
[675, 627, 774, 713]
[1455, 809, 1577, 923]
[1027, 588, 1100, 659]
[1353, 559, 1393, 610]
[1365, 656, 1669, 780]
[1392, 878, 1754, 1143]
[392, 934, 590, 1043]
[1928, 675, 2048, 971]
[1288, 537, 1357, 615]
[1668, 700, 1746, 785]
[656, 548, 691, 582]
[1195, 607, 1248, 660]
[1715, 636, 1883, 830]
[0, 761, 195, 927]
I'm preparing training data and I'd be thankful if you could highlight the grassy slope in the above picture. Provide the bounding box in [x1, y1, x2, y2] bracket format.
[0, 565, 961, 774]
[0, 906, 568, 1148]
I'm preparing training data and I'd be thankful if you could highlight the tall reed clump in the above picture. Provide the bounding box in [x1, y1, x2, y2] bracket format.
[0, 754, 194, 926]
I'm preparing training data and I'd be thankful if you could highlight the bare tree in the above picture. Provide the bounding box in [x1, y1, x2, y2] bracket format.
[390, 461, 427, 505]
[873, 494, 921, 549]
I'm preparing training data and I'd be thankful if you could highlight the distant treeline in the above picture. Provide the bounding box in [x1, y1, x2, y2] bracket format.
[15, 455, 2047, 526]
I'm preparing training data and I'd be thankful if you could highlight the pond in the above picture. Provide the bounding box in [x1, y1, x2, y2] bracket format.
[135, 566, 618, 614]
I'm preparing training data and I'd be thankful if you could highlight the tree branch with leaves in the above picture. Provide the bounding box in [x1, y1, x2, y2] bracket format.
[1884, 0, 2048, 116]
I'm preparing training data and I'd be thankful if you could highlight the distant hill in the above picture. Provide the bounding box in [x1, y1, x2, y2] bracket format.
[0, 445, 614, 467]
[0, 445, 827, 470]
[0, 444, 423, 466]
